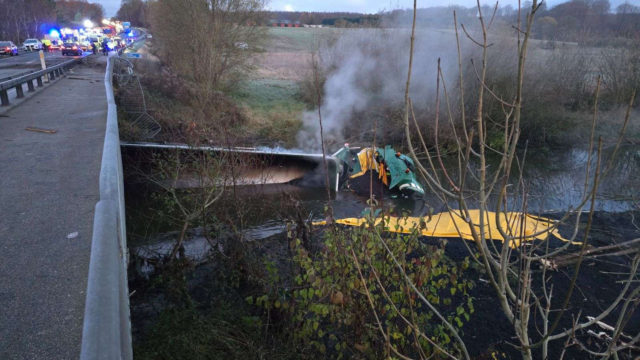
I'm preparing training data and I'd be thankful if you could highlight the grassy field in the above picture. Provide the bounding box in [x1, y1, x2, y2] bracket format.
[231, 27, 341, 147]
[230, 78, 305, 147]
[264, 27, 339, 53]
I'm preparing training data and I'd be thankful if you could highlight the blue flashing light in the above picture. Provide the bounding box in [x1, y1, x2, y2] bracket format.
[128, 32, 134, 37]
[49, 29, 60, 37]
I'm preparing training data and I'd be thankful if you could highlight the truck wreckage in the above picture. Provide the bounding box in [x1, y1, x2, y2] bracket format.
[122, 142, 426, 197]
[333, 144, 425, 197]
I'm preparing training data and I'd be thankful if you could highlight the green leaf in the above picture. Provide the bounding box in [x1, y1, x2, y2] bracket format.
[455, 316, 463, 327]
[245, 296, 253, 305]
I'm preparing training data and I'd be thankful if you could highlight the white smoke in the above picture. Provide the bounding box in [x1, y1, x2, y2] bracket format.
[297, 27, 485, 152]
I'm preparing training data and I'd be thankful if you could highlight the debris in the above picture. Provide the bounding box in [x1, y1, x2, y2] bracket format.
[314, 210, 575, 247]
[549, 238, 640, 267]
[540, 259, 559, 271]
[67, 232, 79, 239]
[25, 127, 57, 134]
[589, 317, 635, 341]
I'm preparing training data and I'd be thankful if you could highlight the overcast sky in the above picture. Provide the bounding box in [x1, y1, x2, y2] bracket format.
[98, 0, 635, 18]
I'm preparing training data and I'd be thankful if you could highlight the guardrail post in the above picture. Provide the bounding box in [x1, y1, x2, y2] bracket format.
[50, 70, 56, 80]
[16, 84, 24, 99]
[0, 90, 8, 106]
[37, 76, 43, 87]
[27, 80, 35, 92]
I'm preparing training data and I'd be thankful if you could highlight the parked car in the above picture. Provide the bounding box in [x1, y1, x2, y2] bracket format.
[22, 39, 42, 51]
[61, 43, 82, 56]
[79, 41, 91, 51]
[0, 41, 19, 56]
[49, 39, 64, 50]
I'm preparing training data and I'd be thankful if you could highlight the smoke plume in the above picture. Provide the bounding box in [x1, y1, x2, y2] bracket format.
[297, 27, 482, 153]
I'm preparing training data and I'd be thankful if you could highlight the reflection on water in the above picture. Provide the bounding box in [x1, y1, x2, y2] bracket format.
[127, 146, 640, 251]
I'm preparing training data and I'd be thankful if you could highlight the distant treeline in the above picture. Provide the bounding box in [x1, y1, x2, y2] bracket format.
[269, 0, 640, 42]
[381, 1, 640, 42]
[0, 0, 105, 44]
[266, 11, 379, 27]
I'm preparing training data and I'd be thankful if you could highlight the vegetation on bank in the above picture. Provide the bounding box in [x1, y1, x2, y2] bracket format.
[130, 207, 477, 359]
[118, 0, 640, 359]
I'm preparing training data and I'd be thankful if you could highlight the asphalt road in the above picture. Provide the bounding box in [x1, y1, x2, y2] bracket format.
[0, 55, 108, 360]
[0, 50, 94, 104]
[0, 50, 90, 80]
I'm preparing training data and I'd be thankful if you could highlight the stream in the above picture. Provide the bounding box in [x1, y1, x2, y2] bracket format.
[125, 145, 640, 262]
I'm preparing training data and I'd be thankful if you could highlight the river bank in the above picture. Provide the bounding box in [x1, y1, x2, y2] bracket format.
[129, 207, 640, 359]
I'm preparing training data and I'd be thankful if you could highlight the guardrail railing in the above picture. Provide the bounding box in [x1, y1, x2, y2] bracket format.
[79, 56, 133, 360]
[0, 69, 39, 83]
[0, 58, 81, 106]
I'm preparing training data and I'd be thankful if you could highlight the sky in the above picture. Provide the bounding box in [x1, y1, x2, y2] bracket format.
[98, 0, 120, 18]
[98, 0, 636, 18]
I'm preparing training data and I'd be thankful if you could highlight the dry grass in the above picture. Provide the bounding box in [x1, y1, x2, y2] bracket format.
[252, 52, 311, 81]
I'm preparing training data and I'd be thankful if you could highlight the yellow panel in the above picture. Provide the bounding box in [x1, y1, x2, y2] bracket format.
[314, 210, 575, 248]
[349, 148, 388, 186]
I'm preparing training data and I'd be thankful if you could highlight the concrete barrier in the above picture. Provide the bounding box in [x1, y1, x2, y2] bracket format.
[80, 56, 132, 360]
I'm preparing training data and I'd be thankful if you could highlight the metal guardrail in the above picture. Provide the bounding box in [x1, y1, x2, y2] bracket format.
[0, 69, 39, 83]
[80, 56, 133, 360]
[0, 58, 81, 106]
[113, 51, 161, 140]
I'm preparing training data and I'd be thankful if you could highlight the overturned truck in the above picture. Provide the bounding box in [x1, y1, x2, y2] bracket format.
[121, 142, 425, 197]
[333, 145, 425, 197]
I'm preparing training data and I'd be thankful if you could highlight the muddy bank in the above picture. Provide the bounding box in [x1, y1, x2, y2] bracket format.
[443, 210, 640, 359]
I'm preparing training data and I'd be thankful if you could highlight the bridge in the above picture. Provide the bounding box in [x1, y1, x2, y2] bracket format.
[0, 49, 130, 358]
[0, 42, 340, 359]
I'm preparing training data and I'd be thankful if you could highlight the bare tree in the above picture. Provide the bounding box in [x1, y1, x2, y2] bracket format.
[148, 0, 267, 96]
[357, 0, 640, 359]
[0, 0, 55, 43]
[135, 148, 228, 262]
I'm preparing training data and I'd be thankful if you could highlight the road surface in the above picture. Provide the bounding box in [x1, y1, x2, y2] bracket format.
[0, 55, 108, 360]
[0, 50, 90, 80]
[0, 50, 94, 104]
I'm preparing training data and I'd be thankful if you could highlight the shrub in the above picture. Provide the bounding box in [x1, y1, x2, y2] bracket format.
[249, 217, 474, 358]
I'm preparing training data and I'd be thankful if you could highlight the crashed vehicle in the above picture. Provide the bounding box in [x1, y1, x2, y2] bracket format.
[334, 145, 425, 197]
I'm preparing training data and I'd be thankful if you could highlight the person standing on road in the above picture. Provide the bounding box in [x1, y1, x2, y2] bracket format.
[91, 42, 97, 55]
[102, 41, 109, 56]
[43, 39, 52, 52]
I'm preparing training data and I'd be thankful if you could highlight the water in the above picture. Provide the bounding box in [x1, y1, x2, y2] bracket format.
[421, 146, 640, 213]
[126, 145, 640, 257]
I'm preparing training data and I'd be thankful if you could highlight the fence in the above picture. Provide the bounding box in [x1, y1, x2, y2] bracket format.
[79, 56, 133, 360]
[112, 54, 161, 140]
[0, 58, 80, 106]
